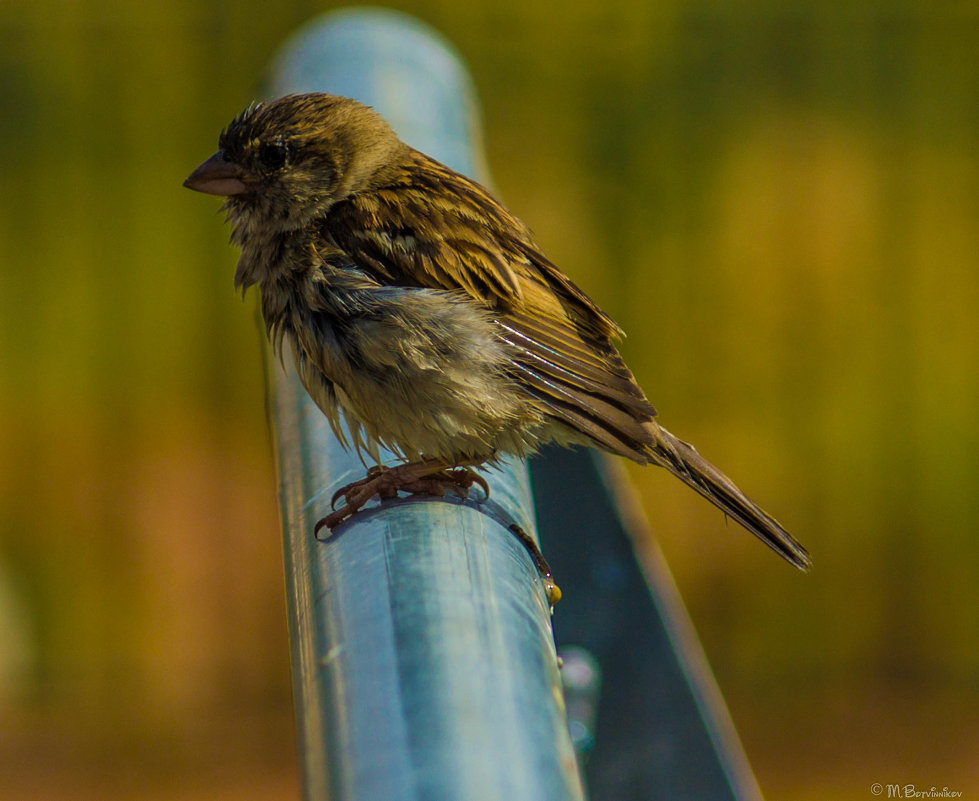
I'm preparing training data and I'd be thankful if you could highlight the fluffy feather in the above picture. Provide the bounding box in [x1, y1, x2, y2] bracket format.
[185, 92, 811, 570]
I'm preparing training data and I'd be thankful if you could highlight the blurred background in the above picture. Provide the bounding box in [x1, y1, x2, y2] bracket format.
[2, 1, 978, 799]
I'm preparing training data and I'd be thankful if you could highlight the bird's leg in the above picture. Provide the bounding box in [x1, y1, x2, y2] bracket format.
[315, 459, 489, 534]
[316, 459, 560, 606]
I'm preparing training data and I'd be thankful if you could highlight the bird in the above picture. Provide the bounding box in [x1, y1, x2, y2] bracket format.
[184, 92, 811, 572]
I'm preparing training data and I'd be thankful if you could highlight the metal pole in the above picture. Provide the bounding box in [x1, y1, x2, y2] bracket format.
[264, 9, 584, 801]
[535, 446, 767, 801]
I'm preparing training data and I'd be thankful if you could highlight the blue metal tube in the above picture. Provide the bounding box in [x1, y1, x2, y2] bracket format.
[264, 10, 583, 801]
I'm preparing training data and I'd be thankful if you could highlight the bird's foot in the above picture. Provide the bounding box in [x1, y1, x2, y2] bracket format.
[314, 462, 558, 606]
[315, 461, 489, 534]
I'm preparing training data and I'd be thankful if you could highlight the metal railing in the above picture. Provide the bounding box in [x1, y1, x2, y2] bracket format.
[263, 8, 767, 801]
[264, 9, 583, 801]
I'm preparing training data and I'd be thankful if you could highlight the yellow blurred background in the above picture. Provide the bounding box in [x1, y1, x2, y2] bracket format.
[2, 1, 978, 798]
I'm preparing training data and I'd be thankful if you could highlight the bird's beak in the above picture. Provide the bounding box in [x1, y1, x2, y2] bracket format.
[183, 150, 248, 196]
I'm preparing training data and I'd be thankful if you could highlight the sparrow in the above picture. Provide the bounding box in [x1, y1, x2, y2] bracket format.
[184, 92, 811, 572]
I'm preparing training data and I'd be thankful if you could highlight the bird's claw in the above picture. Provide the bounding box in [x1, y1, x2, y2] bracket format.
[439, 468, 490, 500]
[317, 468, 558, 604]
[317, 463, 490, 535]
[330, 465, 388, 510]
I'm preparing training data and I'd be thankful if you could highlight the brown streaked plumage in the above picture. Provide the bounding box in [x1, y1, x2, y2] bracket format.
[184, 92, 811, 571]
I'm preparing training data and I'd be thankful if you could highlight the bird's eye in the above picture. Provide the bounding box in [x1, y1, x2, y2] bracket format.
[259, 140, 290, 170]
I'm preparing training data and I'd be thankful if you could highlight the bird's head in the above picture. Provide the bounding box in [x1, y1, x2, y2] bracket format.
[184, 93, 405, 236]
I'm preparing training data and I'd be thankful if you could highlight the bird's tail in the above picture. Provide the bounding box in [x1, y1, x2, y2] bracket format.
[644, 423, 811, 571]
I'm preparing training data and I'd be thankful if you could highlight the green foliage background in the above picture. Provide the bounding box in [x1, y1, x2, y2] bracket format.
[2, 1, 978, 798]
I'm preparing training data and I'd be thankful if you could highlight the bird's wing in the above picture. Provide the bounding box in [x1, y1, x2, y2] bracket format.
[322, 151, 658, 460]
